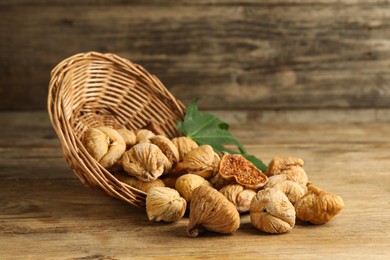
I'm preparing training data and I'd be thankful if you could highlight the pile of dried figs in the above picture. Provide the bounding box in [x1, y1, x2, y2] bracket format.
[83, 125, 344, 237]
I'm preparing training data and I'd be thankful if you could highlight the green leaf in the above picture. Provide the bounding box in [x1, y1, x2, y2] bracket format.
[177, 99, 244, 153]
[177, 98, 267, 172]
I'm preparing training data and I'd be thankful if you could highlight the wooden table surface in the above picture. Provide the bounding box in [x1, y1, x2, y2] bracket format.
[1, 111, 389, 260]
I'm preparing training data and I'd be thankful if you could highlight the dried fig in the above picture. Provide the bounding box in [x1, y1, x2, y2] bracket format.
[187, 186, 240, 237]
[122, 143, 168, 181]
[117, 128, 137, 150]
[150, 135, 179, 171]
[263, 174, 287, 189]
[183, 145, 220, 179]
[219, 154, 268, 189]
[237, 189, 256, 213]
[274, 180, 305, 205]
[83, 128, 109, 162]
[219, 184, 256, 213]
[295, 184, 344, 224]
[250, 187, 296, 234]
[135, 129, 155, 143]
[172, 136, 198, 161]
[146, 187, 186, 222]
[83, 127, 126, 169]
[219, 184, 244, 206]
[175, 173, 212, 202]
[266, 157, 308, 187]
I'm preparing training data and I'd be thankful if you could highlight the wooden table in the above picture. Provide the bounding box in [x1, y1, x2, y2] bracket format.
[1, 111, 389, 259]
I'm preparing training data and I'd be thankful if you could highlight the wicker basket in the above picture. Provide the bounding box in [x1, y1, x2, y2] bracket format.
[48, 52, 185, 207]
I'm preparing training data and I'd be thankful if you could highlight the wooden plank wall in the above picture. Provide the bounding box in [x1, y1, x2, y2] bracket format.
[1, 0, 390, 110]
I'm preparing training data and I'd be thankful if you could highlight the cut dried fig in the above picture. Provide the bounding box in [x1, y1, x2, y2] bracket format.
[219, 154, 268, 189]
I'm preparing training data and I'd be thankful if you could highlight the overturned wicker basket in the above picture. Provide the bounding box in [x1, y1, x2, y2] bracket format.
[48, 52, 185, 207]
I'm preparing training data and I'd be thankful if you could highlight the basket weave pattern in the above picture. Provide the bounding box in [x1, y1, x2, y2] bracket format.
[48, 52, 185, 207]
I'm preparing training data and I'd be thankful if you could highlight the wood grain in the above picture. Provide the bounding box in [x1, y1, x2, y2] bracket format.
[2, 0, 390, 5]
[2, 2, 390, 110]
[0, 111, 389, 259]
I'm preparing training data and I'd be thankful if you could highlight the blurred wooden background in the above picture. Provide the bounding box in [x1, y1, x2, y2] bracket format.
[1, 0, 390, 113]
